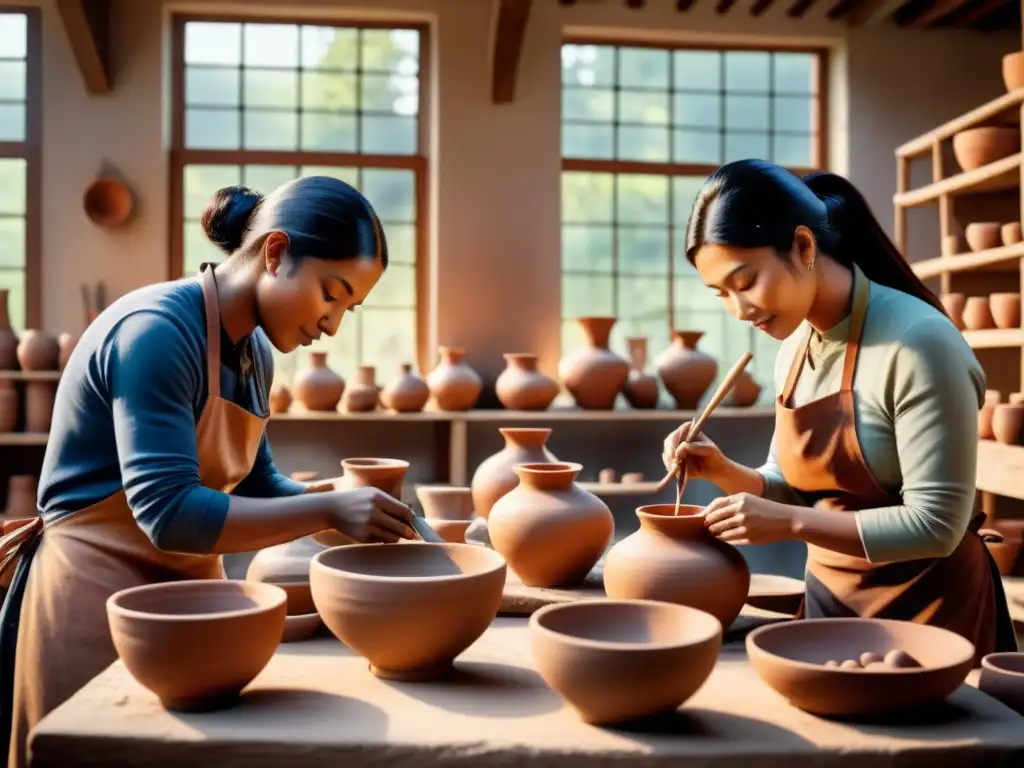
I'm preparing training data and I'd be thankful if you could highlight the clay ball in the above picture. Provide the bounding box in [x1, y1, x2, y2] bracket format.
[839, 659, 861, 670]
[859, 652, 883, 666]
[823, 659, 839, 668]
[884, 649, 921, 669]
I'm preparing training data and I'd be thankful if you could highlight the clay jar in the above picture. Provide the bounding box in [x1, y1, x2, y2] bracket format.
[470, 427, 558, 519]
[622, 337, 659, 409]
[990, 293, 1022, 329]
[342, 365, 380, 412]
[657, 331, 718, 409]
[380, 363, 430, 413]
[729, 370, 762, 407]
[488, 462, 614, 588]
[16, 329, 59, 371]
[426, 347, 482, 411]
[941, 292, 966, 330]
[495, 353, 559, 411]
[980, 389, 1001, 439]
[603, 504, 750, 630]
[0, 289, 18, 370]
[557, 316, 629, 410]
[962, 297, 994, 330]
[992, 403, 1024, 445]
[292, 351, 345, 411]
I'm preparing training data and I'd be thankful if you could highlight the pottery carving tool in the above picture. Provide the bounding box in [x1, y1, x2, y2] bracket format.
[410, 514, 445, 543]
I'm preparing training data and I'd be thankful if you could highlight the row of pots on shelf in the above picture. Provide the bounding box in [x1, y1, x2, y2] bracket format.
[979, 390, 1024, 445]
[948, 221, 1022, 256]
[941, 292, 1020, 332]
[273, 317, 763, 415]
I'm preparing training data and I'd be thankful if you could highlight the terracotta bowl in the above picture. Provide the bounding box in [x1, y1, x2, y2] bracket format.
[990, 292, 1022, 329]
[281, 612, 323, 643]
[952, 127, 1019, 173]
[256, 575, 316, 616]
[106, 580, 286, 711]
[529, 599, 722, 725]
[979, 652, 1024, 715]
[310, 542, 507, 680]
[415, 484, 475, 520]
[1004, 51, 1024, 92]
[83, 177, 134, 228]
[746, 574, 805, 614]
[426, 518, 472, 543]
[746, 618, 974, 717]
[965, 222, 1002, 253]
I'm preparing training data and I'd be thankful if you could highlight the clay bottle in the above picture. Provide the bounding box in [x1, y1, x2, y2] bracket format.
[380, 363, 430, 413]
[0, 290, 18, 370]
[557, 316, 629, 410]
[292, 351, 345, 411]
[342, 365, 380, 412]
[426, 347, 482, 411]
[471, 427, 557, 519]
[657, 331, 718, 409]
[495, 353, 559, 411]
[622, 337, 659, 409]
[488, 462, 614, 588]
[603, 503, 750, 630]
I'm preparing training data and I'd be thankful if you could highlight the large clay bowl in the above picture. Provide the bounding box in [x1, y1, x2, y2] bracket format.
[746, 618, 974, 717]
[979, 652, 1024, 715]
[107, 580, 286, 711]
[952, 127, 1019, 173]
[310, 542, 506, 680]
[965, 222, 1002, 253]
[530, 599, 722, 725]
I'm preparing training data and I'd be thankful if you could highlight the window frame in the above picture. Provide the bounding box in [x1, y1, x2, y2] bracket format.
[0, 6, 42, 328]
[168, 12, 430, 371]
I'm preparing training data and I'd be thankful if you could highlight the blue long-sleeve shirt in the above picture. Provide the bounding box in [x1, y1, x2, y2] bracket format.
[37, 274, 305, 554]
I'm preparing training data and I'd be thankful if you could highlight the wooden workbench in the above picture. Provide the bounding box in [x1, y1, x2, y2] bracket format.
[29, 609, 1024, 767]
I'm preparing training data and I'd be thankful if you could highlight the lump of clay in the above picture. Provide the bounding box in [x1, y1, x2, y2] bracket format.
[884, 650, 921, 669]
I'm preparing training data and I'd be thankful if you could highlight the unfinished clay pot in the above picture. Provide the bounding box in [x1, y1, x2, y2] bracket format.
[470, 427, 557, 519]
[604, 504, 750, 630]
[992, 403, 1024, 445]
[980, 390, 1001, 440]
[488, 462, 614, 588]
[657, 331, 718, 409]
[990, 292, 1021, 329]
[962, 296, 995, 330]
[0, 290, 18, 370]
[979, 653, 1024, 715]
[83, 177, 135, 228]
[106, 580, 286, 711]
[310, 542, 506, 680]
[495, 353, 559, 411]
[57, 332, 78, 370]
[953, 127, 1019, 173]
[25, 380, 55, 433]
[941, 292, 966, 330]
[426, 347, 482, 411]
[1003, 51, 1024, 92]
[729, 370, 762, 407]
[292, 351, 344, 411]
[622, 337, 659, 409]
[529, 599, 722, 725]
[746, 618, 975, 717]
[0, 381, 16, 433]
[342, 365, 379, 412]
[426, 519, 472, 543]
[16, 330, 59, 371]
[416, 485, 474, 520]
[380, 363, 429, 413]
[269, 385, 292, 414]
[965, 222, 1002, 253]
[1002, 222, 1023, 246]
[557, 316, 629, 410]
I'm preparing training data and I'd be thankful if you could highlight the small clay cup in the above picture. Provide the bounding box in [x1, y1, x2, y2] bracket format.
[1002, 222, 1023, 246]
[965, 222, 1002, 253]
[979, 652, 1024, 715]
[962, 296, 995, 330]
[940, 292, 966, 330]
[953, 127, 1020, 173]
[416, 485, 474, 521]
[530, 599, 722, 725]
[992, 403, 1024, 445]
[990, 292, 1022, 329]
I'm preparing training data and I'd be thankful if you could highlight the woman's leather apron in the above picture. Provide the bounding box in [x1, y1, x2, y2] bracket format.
[775, 264, 1017, 665]
[0, 263, 268, 767]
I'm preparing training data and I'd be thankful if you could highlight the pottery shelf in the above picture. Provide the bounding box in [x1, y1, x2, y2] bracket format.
[0, 371, 61, 382]
[976, 439, 1024, 501]
[272, 405, 776, 423]
[576, 481, 661, 496]
[961, 328, 1024, 349]
[893, 152, 1021, 207]
[895, 88, 1024, 159]
[0, 433, 48, 446]
[911, 242, 1024, 280]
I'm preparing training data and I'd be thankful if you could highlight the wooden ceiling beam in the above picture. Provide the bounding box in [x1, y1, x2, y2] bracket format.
[955, 0, 1013, 25]
[841, 0, 909, 25]
[906, 0, 974, 25]
[490, 0, 532, 105]
[56, 0, 111, 94]
[751, 0, 779, 15]
[787, 0, 817, 17]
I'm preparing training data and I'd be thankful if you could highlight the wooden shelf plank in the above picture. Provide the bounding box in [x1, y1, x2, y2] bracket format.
[0, 433, 48, 446]
[0, 371, 61, 382]
[977, 439, 1024, 500]
[962, 328, 1024, 349]
[578, 481, 662, 496]
[271, 406, 776, 423]
[893, 153, 1021, 208]
[896, 89, 1024, 158]
[911, 242, 1024, 280]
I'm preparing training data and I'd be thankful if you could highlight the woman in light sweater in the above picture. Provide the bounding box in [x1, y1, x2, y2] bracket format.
[663, 159, 1016, 661]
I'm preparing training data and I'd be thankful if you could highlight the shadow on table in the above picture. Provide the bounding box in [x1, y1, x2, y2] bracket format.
[608, 708, 814, 751]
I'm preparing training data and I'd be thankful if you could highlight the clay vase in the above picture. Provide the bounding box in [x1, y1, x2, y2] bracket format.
[495, 353, 559, 411]
[342, 366, 380, 412]
[380, 363, 429, 413]
[291, 351, 344, 411]
[952, 127, 1019, 172]
[269, 385, 292, 414]
[729, 370, 762, 407]
[471, 427, 558, 519]
[0, 380, 16, 433]
[5, 475, 37, 517]
[965, 222, 1002, 253]
[25, 381, 55, 433]
[0, 290, 17, 370]
[488, 462, 614, 588]
[622, 337, 659, 409]
[990, 293, 1021, 329]
[557, 316, 629, 410]
[962, 297, 995, 330]
[980, 390, 1001, 440]
[426, 347, 482, 411]
[416, 485, 474, 521]
[603, 504, 751, 630]
[657, 331, 718, 409]
[941, 292, 966, 330]
[16, 330, 59, 371]
[57, 332, 78, 370]
[992, 403, 1024, 445]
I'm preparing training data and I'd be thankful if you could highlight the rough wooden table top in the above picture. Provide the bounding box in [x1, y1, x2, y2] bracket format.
[30, 610, 1024, 768]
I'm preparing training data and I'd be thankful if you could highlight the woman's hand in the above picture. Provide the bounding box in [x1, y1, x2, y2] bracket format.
[325, 487, 416, 543]
[703, 493, 795, 546]
[662, 421, 727, 481]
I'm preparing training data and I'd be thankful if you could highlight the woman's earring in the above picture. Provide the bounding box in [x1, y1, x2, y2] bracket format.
[806, 260, 814, 271]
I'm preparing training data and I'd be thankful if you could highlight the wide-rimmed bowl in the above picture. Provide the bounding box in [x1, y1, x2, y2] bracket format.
[530, 599, 722, 725]
[107, 580, 286, 711]
[310, 542, 506, 680]
[979, 652, 1024, 715]
[746, 618, 975, 717]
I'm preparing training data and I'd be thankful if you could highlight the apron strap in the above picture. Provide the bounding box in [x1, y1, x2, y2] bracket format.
[780, 328, 813, 407]
[198, 263, 222, 401]
[840, 265, 871, 393]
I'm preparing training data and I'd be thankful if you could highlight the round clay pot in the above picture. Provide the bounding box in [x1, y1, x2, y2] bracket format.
[1003, 51, 1024, 92]
[529, 599, 722, 725]
[962, 296, 995, 330]
[57, 332, 78, 371]
[940, 292, 966, 330]
[380, 363, 429, 413]
[488, 462, 614, 588]
[106, 580, 286, 711]
[979, 653, 1024, 715]
[495, 353, 559, 411]
[16, 330, 59, 371]
[992, 403, 1024, 445]
[657, 331, 719, 409]
[728, 370, 762, 407]
[990, 292, 1021, 329]
[621, 471, 645, 484]
[310, 542, 507, 680]
[342, 365, 379, 412]
[247, 574, 316, 616]
[247, 536, 330, 592]
[952, 127, 1020, 173]
[1002, 222, 1023, 246]
[0, 380, 17, 433]
[292, 351, 345, 411]
[746, 618, 975, 717]
[425, 519, 472, 543]
[0, 289, 18, 370]
[598, 467, 617, 484]
[83, 177, 135, 229]
[965, 222, 1002, 253]
[416, 485, 474, 520]
[269, 385, 292, 414]
[25, 380, 55, 433]
[557, 316, 629, 410]
[622, 337, 659, 409]
[980, 389, 1001, 440]
[426, 347, 482, 411]
[603, 504, 750, 630]
[470, 427, 558, 519]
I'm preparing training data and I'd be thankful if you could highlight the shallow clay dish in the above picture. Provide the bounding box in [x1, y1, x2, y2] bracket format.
[746, 574, 805, 614]
[530, 599, 722, 725]
[282, 612, 323, 643]
[746, 618, 974, 717]
[310, 542, 506, 680]
[979, 652, 1024, 715]
[107, 580, 286, 711]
